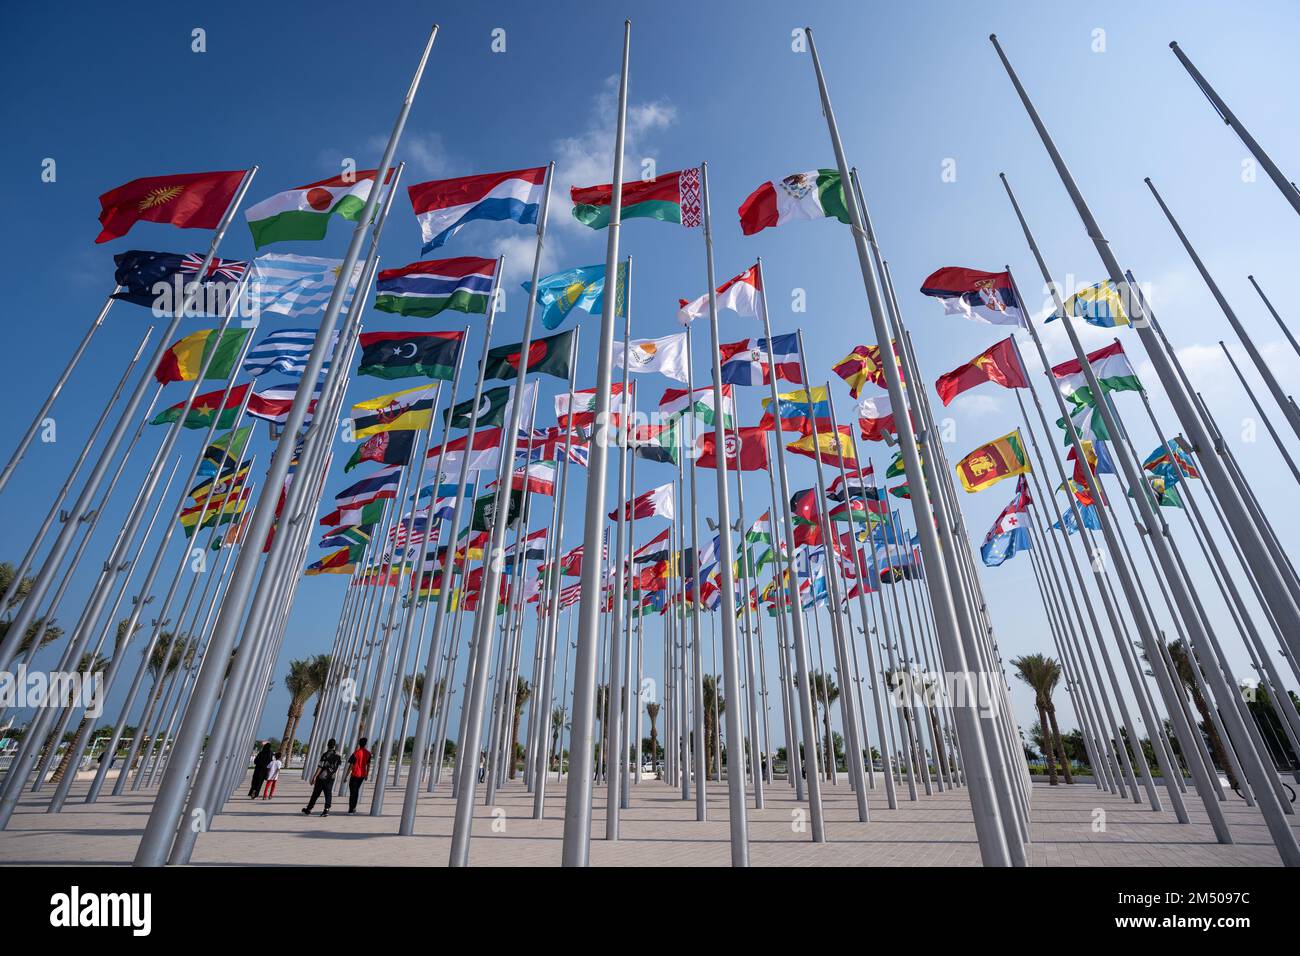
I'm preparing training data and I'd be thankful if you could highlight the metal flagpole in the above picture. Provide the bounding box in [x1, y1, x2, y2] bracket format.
[1168, 41, 1300, 218]
[683, 330, 707, 818]
[730, 416, 764, 808]
[761, 429, 801, 794]
[1217, 342, 1300, 484]
[1246, 276, 1300, 364]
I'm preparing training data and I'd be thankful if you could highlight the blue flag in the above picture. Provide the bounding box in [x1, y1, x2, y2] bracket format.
[523, 263, 624, 330]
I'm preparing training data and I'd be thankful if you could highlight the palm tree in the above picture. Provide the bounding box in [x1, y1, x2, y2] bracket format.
[810, 670, 840, 780]
[47, 650, 112, 786]
[507, 677, 531, 779]
[0, 561, 33, 616]
[1165, 639, 1238, 789]
[645, 700, 661, 777]
[701, 674, 726, 775]
[1011, 654, 1072, 785]
[280, 658, 315, 759]
[549, 707, 566, 770]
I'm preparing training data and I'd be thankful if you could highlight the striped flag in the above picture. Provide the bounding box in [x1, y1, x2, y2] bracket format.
[251, 253, 360, 317]
[242, 328, 335, 378]
[247, 381, 322, 426]
[408, 167, 546, 252]
[374, 257, 496, 317]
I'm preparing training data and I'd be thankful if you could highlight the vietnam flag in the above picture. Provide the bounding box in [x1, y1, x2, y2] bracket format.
[96, 170, 247, 243]
[934, 337, 1028, 406]
[696, 427, 770, 471]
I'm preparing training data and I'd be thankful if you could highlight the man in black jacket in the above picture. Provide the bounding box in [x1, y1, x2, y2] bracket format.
[302, 739, 342, 817]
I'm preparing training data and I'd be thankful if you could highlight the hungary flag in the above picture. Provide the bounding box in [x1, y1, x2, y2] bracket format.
[1051, 341, 1142, 408]
[245, 170, 385, 248]
[484, 329, 575, 381]
[738, 170, 851, 235]
[571, 168, 702, 229]
[154, 328, 250, 384]
[357, 330, 464, 381]
[745, 512, 773, 545]
[152, 383, 250, 429]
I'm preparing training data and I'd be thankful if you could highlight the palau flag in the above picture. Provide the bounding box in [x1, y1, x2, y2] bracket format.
[1047, 279, 1130, 328]
[524, 263, 625, 330]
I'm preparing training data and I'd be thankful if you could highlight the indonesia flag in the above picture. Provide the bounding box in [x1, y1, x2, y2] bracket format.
[408, 167, 546, 253]
[677, 264, 761, 325]
[719, 333, 802, 386]
[609, 482, 675, 521]
[919, 267, 1025, 327]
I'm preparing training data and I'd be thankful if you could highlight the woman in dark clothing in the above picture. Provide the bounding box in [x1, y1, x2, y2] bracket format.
[248, 742, 273, 799]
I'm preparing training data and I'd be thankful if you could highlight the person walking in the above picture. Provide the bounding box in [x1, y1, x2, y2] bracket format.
[248, 742, 273, 799]
[346, 737, 371, 814]
[302, 739, 342, 817]
[262, 751, 283, 800]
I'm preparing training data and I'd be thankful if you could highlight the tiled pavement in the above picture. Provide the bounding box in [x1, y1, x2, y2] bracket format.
[0, 770, 1293, 866]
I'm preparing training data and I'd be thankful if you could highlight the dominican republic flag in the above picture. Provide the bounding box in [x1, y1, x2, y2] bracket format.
[677, 264, 761, 325]
[981, 476, 1033, 567]
[609, 482, 675, 521]
[408, 167, 547, 252]
[374, 257, 496, 317]
[247, 381, 322, 426]
[719, 333, 802, 386]
[920, 267, 1024, 327]
[335, 465, 403, 509]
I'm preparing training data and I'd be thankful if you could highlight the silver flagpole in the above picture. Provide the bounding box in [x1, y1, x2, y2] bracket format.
[804, 27, 1010, 863]
[1246, 276, 1300, 364]
[730, 416, 764, 808]
[561, 20, 630, 868]
[760, 429, 801, 794]
[134, 28, 436, 867]
[1168, 41, 1300, 218]
[1218, 341, 1300, 484]
[0, 291, 117, 495]
[683, 329, 707, 817]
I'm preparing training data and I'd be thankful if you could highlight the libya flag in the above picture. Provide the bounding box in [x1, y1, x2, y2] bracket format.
[443, 386, 510, 430]
[570, 168, 702, 229]
[244, 170, 382, 248]
[738, 170, 851, 235]
[357, 330, 463, 381]
[955, 429, 1031, 493]
[154, 328, 250, 384]
[471, 489, 523, 531]
[484, 329, 574, 381]
[152, 383, 249, 429]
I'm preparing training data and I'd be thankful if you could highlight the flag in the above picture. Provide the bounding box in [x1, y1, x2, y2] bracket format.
[111, 250, 249, 312]
[613, 333, 689, 383]
[95, 170, 246, 243]
[374, 257, 495, 317]
[524, 262, 626, 330]
[1056, 401, 1110, 446]
[827, 466, 876, 502]
[344, 431, 416, 472]
[444, 385, 510, 430]
[1048, 280, 1130, 327]
[1067, 439, 1116, 485]
[320, 499, 385, 528]
[319, 524, 373, 552]
[1135, 474, 1183, 509]
[552, 545, 588, 577]
[856, 393, 898, 442]
[189, 462, 249, 505]
[677, 264, 761, 325]
[1051, 341, 1143, 407]
[179, 490, 247, 538]
[609, 482, 675, 521]
[737, 170, 850, 235]
[571, 168, 702, 229]
[245, 169, 388, 247]
[828, 498, 878, 524]
[786, 427, 857, 469]
[790, 488, 820, 526]
[471, 489, 522, 530]
[409, 167, 546, 252]
[627, 422, 680, 464]
[981, 476, 1032, 567]
[633, 528, 671, 564]
[1143, 437, 1199, 483]
[719, 333, 802, 386]
[510, 460, 557, 495]
[305, 547, 357, 576]
[335, 465, 402, 509]
[154, 328, 249, 384]
[919, 267, 1024, 326]
[696, 427, 770, 471]
[556, 383, 626, 429]
[198, 426, 252, 477]
[955, 429, 1031, 493]
[935, 337, 1029, 406]
[832, 344, 901, 399]
[250, 253, 359, 317]
[484, 329, 575, 380]
[242, 328, 332, 378]
[885, 450, 908, 479]
[659, 384, 735, 425]
[350, 384, 438, 438]
[357, 330, 464, 381]
[247, 381, 321, 427]
[427, 427, 505, 475]
[889, 483, 911, 500]
[503, 528, 548, 565]
[151, 383, 249, 429]
[759, 386, 831, 434]
[1053, 501, 1101, 533]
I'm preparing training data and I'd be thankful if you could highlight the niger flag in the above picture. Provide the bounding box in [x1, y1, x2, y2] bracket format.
[955, 429, 1031, 493]
[155, 328, 250, 384]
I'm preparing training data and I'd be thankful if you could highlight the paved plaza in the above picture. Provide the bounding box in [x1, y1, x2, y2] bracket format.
[0, 770, 1293, 866]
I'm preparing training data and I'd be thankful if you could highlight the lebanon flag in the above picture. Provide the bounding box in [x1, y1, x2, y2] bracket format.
[555, 383, 626, 429]
[677, 264, 761, 325]
[571, 168, 702, 229]
[857, 393, 897, 442]
[919, 267, 1025, 326]
[408, 167, 547, 252]
[737, 170, 852, 235]
[609, 482, 675, 521]
[96, 170, 247, 243]
[696, 427, 770, 471]
[245, 170, 391, 248]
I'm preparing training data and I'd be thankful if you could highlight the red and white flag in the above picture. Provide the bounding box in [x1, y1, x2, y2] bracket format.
[609, 482, 675, 521]
[696, 427, 770, 471]
[677, 264, 761, 325]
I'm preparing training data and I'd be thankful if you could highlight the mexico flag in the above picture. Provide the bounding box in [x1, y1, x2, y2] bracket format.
[245, 170, 389, 248]
[571, 168, 702, 229]
[738, 170, 851, 236]
[677, 264, 761, 325]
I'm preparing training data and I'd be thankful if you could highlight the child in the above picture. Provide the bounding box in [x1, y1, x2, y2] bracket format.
[262, 751, 283, 799]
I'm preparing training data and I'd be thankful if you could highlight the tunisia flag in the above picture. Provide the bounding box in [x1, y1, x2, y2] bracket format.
[96, 170, 247, 243]
[695, 426, 769, 471]
[935, 337, 1028, 406]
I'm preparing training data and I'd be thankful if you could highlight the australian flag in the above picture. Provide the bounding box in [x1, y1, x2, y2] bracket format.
[112, 250, 249, 311]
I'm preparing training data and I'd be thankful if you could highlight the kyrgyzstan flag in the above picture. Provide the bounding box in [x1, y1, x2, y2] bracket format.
[96, 170, 247, 243]
[609, 482, 675, 521]
[696, 426, 769, 471]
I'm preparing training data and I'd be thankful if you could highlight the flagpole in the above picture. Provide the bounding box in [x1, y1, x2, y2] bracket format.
[761, 429, 801, 794]
[1245, 276, 1300, 363]
[1217, 341, 1300, 483]
[622, 385, 638, 808]
[729, 415, 764, 808]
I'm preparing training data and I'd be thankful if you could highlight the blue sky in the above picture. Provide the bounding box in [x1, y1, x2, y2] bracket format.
[3, 0, 1298, 758]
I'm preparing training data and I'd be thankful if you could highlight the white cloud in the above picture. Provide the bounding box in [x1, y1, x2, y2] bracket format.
[950, 392, 1003, 417]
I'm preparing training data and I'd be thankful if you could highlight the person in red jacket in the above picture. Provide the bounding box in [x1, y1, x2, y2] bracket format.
[346, 737, 372, 814]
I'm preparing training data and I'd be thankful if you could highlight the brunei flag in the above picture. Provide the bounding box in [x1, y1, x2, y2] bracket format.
[483, 329, 575, 381]
[155, 328, 250, 384]
[350, 384, 438, 439]
[152, 383, 250, 429]
[955, 429, 1031, 493]
[357, 330, 464, 381]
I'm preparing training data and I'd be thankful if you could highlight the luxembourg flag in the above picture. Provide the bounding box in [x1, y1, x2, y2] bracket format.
[677, 264, 761, 325]
[408, 167, 547, 253]
[719, 333, 802, 386]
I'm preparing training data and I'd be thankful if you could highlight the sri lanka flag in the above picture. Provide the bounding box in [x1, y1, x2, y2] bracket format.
[981, 476, 1032, 567]
[719, 333, 802, 385]
[920, 267, 1024, 327]
[408, 167, 546, 253]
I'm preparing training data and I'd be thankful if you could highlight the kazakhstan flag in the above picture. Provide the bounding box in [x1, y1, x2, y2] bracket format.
[524, 263, 626, 330]
[1047, 279, 1130, 327]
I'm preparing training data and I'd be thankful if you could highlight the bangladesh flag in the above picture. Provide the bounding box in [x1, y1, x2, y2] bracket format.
[484, 329, 575, 381]
[443, 386, 510, 430]
[357, 330, 463, 381]
[571, 168, 702, 230]
[955, 429, 1031, 493]
[152, 383, 250, 430]
[155, 327, 250, 384]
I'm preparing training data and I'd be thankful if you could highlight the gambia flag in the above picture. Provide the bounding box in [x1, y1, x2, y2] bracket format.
[955, 429, 1031, 493]
[151, 382, 249, 429]
[1051, 341, 1142, 407]
[357, 330, 464, 381]
[245, 170, 388, 248]
[738, 170, 851, 235]
[155, 328, 250, 384]
[571, 168, 702, 229]
[374, 257, 495, 317]
[483, 329, 575, 381]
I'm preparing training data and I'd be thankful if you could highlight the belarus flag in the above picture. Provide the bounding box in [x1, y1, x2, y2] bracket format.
[677, 264, 761, 325]
[719, 333, 802, 386]
[408, 167, 546, 253]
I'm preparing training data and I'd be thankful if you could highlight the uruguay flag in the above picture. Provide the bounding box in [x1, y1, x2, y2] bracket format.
[719, 333, 803, 386]
[408, 167, 547, 253]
